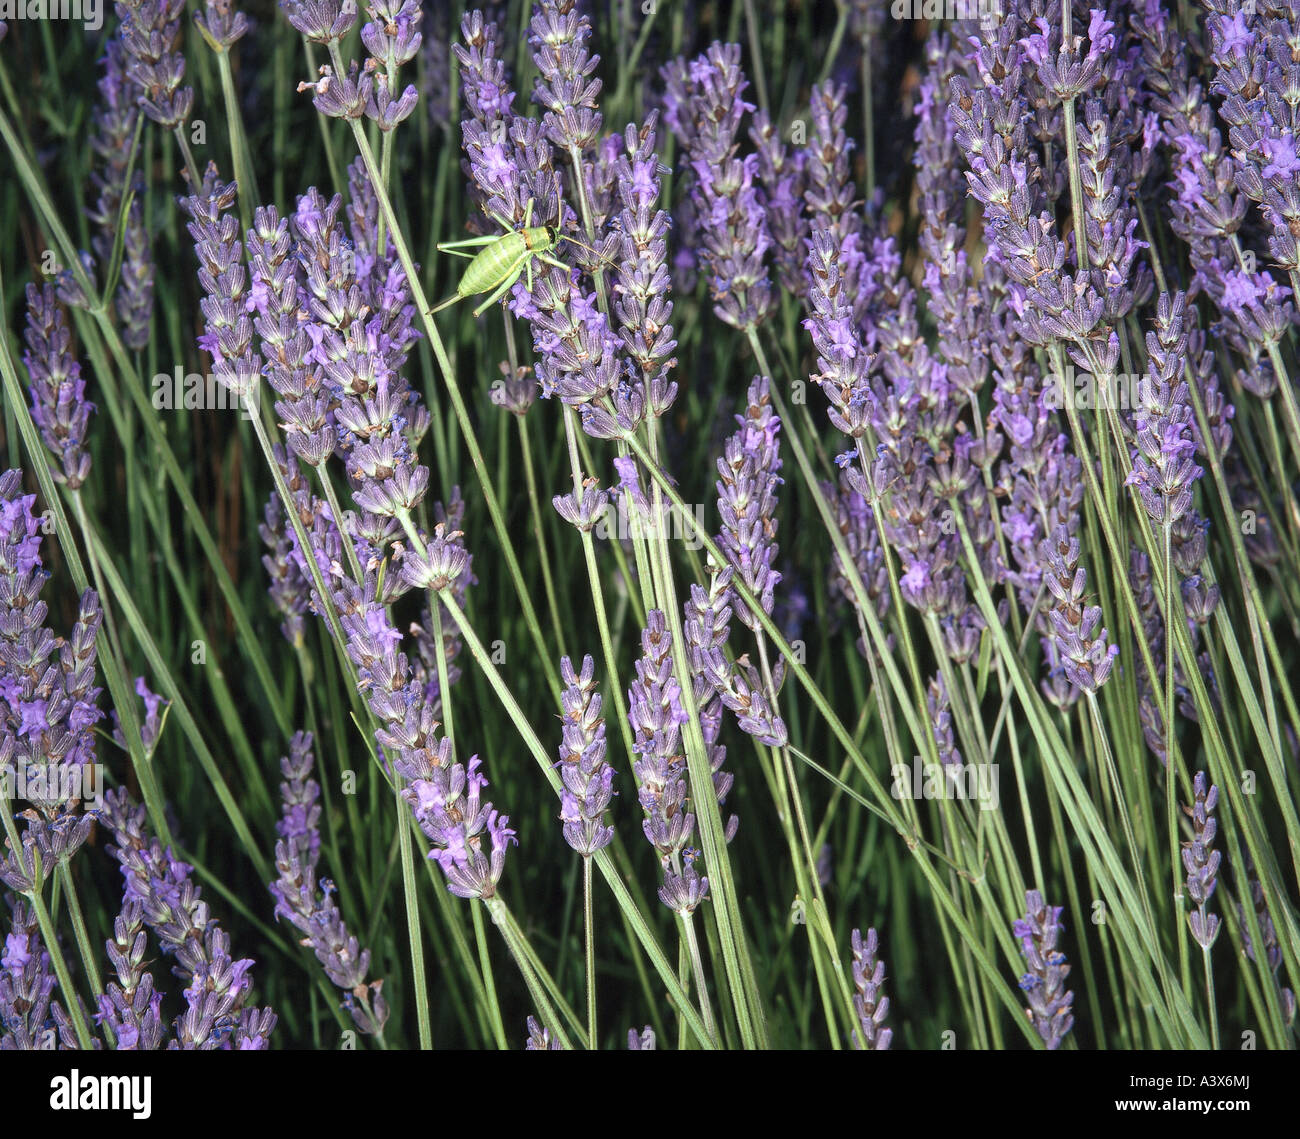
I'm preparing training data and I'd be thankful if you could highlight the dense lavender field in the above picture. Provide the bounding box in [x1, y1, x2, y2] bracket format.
[0, 0, 1297, 1063]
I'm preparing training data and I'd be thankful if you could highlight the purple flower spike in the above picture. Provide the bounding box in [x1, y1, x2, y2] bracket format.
[269, 731, 389, 1036]
[1, 899, 58, 1050]
[23, 284, 94, 490]
[117, 0, 194, 130]
[98, 900, 165, 1051]
[628, 611, 709, 915]
[663, 43, 773, 330]
[1183, 773, 1221, 951]
[556, 654, 615, 857]
[1013, 890, 1074, 1050]
[849, 927, 892, 1050]
[627, 1024, 656, 1050]
[100, 788, 275, 1049]
[525, 1015, 563, 1050]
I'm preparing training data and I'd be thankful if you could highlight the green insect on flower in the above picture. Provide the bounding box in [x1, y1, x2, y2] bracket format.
[430, 196, 597, 318]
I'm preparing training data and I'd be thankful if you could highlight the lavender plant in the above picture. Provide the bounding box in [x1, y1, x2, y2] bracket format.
[0, 0, 1297, 1061]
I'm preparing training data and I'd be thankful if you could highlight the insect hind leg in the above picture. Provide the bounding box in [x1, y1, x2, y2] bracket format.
[471, 262, 526, 318]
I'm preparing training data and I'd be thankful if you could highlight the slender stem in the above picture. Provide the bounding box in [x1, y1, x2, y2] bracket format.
[395, 778, 433, 1050]
[471, 900, 508, 1049]
[582, 855, 596, 1048]
[681, 912, 719, 1044]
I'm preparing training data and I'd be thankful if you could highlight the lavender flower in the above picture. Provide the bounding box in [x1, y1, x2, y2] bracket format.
[1182, 773, 1221, 951]
[1237, 855, 1297, 1026]
[749, 109, 808, 296]
[0, 899, 57, 1050]
[1038, 525, 1118, 700]
[281, 0, 357, 43]
[530, 0, 602, 156]
[116, 0, 194, 130]
[525, 1015, 562, 1049]
[359, 0, 422, 131]
[1013, 889, 1074, 1050]
[180, 165, 262, 403]
[100, 788, 275, 1049]
[664, 43, 773, 330]
[849, 927, 892, 1050]
[269, 731, 388, 1035]
[1126, 294, 1203, 531]
[613, 112, 678, 420]
[395, 704, 513, 899]
[247, 207, 337, 468]
[627, 1024, 655, 1050]
[556, 655, 615, 857]
[110, 676, 167, 760]
[804, 226, 876, 442]
[628, 611, 708, 915]
[715, 376, 783, 630]
[22, 285, 94, 491]
[681, 568, 741, 839]
[0, 474, 102, 865]
[85, 35, 154, 346]
[1203, 1, 1300, 284]
[116, 202, 154, 351]
[194, 0, 250, 50]
[97, 901, 165, 1050]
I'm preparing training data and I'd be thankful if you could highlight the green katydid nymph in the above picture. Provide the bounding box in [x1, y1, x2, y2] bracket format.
[429, 196, 601, 318]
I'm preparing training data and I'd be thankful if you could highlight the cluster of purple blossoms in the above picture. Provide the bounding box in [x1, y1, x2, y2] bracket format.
[115, 0, 194, 130]
[612, 113, 679, 422]
[525, 1014, 562, 1049]
[180, 166, 262, 403]
[269, 731, 389, 1035]
[1037, 525, 1119, 698]
[100, 789, 276, 1048]
[750, 107, 808, 297]
[684, 378, 788, 755]
[849, 927, 891, 1050]
[98, 901, 165, 1050]
[1183, 773, 1221, 951]
[1237, 856, 1297, 1027]
[1013, 889, 1074, 1050]
[23, 285, 95, 491]
[247, 206, 337, 468]
[663, 43, 773, 330]
[627, 1024, 656, 1050]
[402, 747, 517, 900]
[83, 35, 154, 346]
[1135, 0, 1294, 377]
[628, 611, 708, 916]
[530, 0, 602, 158]
[914, 33, 987, 406]
[556, 654, 615, 857]
[1, 899, 58, 1050]
[194, 0, 250, 51]
[324, 518, 514, 900]
[110, 676, 167, 761]
[1127, 295, 1204, 534]
[291, 0, 421, 129]
[804, 226, 876, 445]
[1203, 1, 1300, 285]
[951, 13, 1105, 349]
[409, 493, 475, 721]
[0, 473, 102, 880]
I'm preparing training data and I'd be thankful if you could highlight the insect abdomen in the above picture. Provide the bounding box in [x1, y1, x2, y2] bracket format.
[459, 232, 530, 297]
